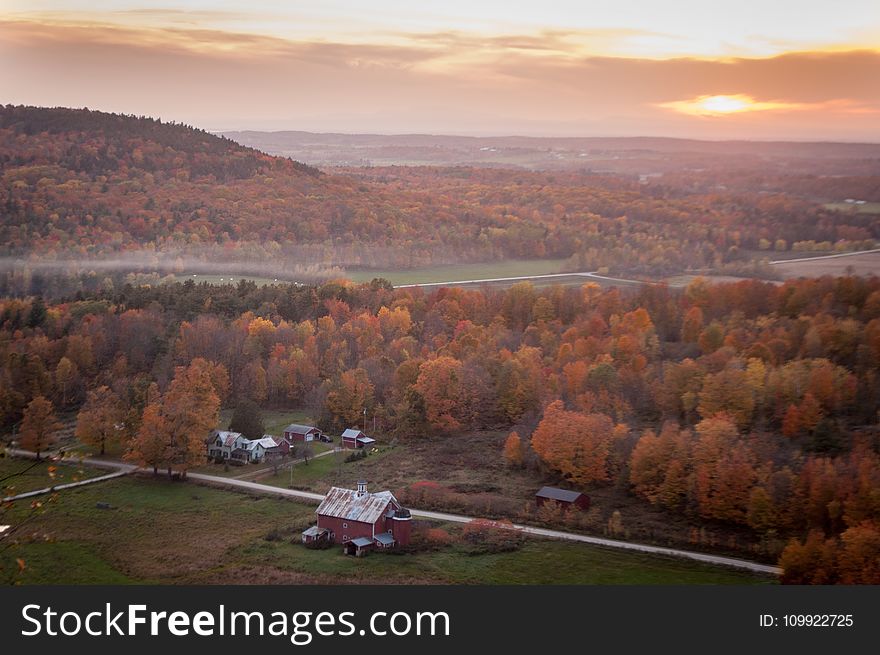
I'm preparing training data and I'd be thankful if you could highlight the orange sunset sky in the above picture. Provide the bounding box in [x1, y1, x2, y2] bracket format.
[1, 1, 879, 140]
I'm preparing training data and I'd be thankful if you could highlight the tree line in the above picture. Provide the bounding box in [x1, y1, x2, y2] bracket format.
[2, 274, 879, 581]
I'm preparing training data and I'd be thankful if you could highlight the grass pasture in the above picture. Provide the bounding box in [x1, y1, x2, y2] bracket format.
[771, 250, 880, 278]
[823, 201, 880, 214]
[342, 258, 572, 285]
[0, 456, 102, 496]
[1, 477, 772, 585]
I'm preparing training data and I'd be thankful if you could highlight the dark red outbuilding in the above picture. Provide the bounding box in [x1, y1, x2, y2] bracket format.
[535, 486, 590, 511]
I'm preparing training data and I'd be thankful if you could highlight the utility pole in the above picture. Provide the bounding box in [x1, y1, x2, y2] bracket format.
[363, 407, 367, 433]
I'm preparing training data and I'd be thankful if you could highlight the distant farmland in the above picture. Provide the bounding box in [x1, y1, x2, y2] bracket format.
[771, 250, 880, 278]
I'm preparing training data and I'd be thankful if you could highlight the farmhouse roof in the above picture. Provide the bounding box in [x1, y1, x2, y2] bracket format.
[316, 486, 398, 524]
[246, 437, 278, 450]
[535, 486, 583, 502]
[213, 431, 243, 447]
[285, 424, 318, 434]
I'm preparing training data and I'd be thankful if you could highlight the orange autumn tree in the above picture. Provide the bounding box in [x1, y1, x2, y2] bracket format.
[502, 431, 524, 467]
[693, 413, 757, 522]
[19, 396, 61, 460]
[531, 400, 615, 486]
[75, 385, 125, 455]
[413, 356, 466, 434]
[326, 368, 375, 431]
[629, 422, 692, 509]
[126, 359, 220, 479]
[126, 403, 168, 476]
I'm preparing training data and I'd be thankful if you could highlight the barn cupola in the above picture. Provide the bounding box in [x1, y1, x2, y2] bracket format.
[356, 480, 368, 498]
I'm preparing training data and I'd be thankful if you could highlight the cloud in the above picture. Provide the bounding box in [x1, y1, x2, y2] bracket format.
[1, 19, 878, 139]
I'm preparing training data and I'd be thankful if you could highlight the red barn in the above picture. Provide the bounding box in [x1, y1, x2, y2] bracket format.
[341, 428, 376, 449]
[535, 486, 591, 511]
[302, 481, 411, 555]
[283, 424, 324, 443]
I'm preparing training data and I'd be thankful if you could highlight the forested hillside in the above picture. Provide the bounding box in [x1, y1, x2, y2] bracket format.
[1, 106, 877, 284]
[2, 275, 879, 581]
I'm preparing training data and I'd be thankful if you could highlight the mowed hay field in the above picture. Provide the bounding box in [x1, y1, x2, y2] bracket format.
[1, 477, 772, 585]
[771, 250, 880, 278]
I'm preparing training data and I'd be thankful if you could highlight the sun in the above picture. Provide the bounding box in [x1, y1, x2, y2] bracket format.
[659, 94, 800, 117]
[697, 95, 752, 113]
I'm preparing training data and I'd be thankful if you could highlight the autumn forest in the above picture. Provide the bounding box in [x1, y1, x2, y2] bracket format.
[2, 106, 880, 584]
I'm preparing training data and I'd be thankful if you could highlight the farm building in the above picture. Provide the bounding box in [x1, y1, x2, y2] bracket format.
[535, 486, 590, 510]
[207, 431, 289, 465]
[206, 430, 248, 461]
[341, 428, 376, 449]
[283, 424, 326, 443]
[269, 435, 290, 456]
[302, 481, 411, 555]
[246, 437, 282, 463]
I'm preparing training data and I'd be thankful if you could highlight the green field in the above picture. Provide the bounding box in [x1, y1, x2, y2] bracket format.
[1, 477, 773, 585]
[0, 456, 102, 496]
[170, 259, 576, 288]
[217, 407, 316, 437]
[343, 258, 572, 285]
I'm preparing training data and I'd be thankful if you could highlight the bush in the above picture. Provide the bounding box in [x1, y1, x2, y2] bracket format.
[264, 528, 285, 542]
[345, 449, 367, 463]
[460, 519, 525, 555]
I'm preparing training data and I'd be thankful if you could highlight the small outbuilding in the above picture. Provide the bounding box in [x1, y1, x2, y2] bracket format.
[344, 536, 375, 557]
[283, 424, 325, 443]
[535, 486, 590, 511]
[341, 428, 376, 449]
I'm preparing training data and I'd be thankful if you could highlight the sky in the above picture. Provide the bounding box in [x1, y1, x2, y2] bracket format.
[1, 1, 879, 140]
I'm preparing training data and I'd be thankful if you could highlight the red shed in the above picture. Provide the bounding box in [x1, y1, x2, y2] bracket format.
[302, 481, 411, 552]
[283, 424, 324, 443]
[341, 428, 376, 449]
[535, 486, 590, 511]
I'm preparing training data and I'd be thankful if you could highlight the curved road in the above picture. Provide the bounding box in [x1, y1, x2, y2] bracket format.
[4, 449, 780, 576]
[396, 270, 651, 289]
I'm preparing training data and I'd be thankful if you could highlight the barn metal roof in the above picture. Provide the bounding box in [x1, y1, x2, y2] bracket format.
[245, 437, 278, 450]
[350, 537, 373, 547]
[285, 424, 318, 434]
[302, 526, 329, 537]
[316, 486, 398, 524]
[341, 428, 364, 439]
[535, 486, 583, 502]
[374, 532, 395, 546]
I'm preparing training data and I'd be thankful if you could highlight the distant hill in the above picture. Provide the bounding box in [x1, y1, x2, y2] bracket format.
[1, 106, 876, 292]
[222, 129, 880, 176]
[0, 106, 518, 272]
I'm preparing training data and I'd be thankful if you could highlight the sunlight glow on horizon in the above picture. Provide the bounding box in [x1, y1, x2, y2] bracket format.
[2, 2, 879, 139]
[660, 94, 804, 117]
